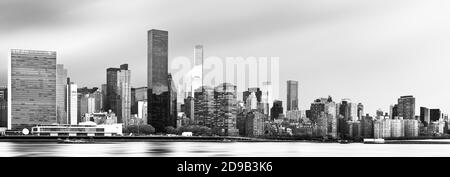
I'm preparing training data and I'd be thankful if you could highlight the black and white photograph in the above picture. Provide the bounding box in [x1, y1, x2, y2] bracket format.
[0, 0, 449, 175]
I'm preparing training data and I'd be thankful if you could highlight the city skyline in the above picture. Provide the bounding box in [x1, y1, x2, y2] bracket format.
[1, 0, 450, 115]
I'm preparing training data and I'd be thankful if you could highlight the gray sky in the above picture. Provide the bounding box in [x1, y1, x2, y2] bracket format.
[1, 0, 450, 115]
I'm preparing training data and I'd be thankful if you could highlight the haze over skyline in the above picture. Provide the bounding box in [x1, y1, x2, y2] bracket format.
[1, 0, 450, 115]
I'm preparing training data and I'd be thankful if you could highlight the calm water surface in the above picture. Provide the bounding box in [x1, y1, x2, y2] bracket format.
[1, 142, 450, 157]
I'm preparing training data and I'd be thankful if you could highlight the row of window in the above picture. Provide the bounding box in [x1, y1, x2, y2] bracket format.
[34, 128, 104, 132]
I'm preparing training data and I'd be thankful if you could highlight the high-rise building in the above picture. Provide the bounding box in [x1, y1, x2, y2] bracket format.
[191, 45, 204, 94]
[131, 86, 147, 115]
[430, 109, 441, 122]
[10, 49, 57, 130]
[309, 96, 337, 138]
[78, 93, 88, 123]
[270, 100, 283, 121]
[137, 100, 148, 124]
[106, 64, 131, 125]
[0, 88, 7, 128]
[361, 114, 374, 138]
[339, 99, 350, 120]
[194, 86, 215, 127]
[286, 80, 299, 111]
[148, 29, 178, 132]
[214, 83, 239, 136]
[398, 95, 415, 120]
[0, 87, 7, 101]
[92, 90, 102, 113]
[420, 107, 430, 126]
[119, 64, 131, 126]
[389, 104, 399, 119]
[168, 74, 178, 129]
[56, 64, 68, 124]
[183, 96, 194, 122]
[245, 92, 258, 111]
[261, 81, 273, 115]
[245, 111, 265, 137]
[101, 84, 107, 111]
[357, 103, 364, 120]
[67, 82, 77, 125]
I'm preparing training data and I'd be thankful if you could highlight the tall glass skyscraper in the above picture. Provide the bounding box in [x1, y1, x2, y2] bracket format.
[287, 80, 299, 111]
[148, 29, 177, 132]
[10, 49, 57, 130]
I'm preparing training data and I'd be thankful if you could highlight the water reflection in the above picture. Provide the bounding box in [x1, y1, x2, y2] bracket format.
[1, 142, 450, 157]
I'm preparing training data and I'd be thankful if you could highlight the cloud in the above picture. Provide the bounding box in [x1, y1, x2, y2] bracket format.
[0, 0, 93, 34]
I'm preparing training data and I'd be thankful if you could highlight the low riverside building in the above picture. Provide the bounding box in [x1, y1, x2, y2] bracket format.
[31, 122, 122, 137]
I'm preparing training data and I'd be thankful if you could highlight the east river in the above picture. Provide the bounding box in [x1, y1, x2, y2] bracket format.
[1, 141, 450, 157]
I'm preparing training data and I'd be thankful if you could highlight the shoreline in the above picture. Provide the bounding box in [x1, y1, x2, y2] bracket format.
[1, 136, 450, 144]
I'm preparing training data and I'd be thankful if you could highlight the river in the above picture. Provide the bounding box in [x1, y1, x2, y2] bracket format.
[1, 141, 450, 157]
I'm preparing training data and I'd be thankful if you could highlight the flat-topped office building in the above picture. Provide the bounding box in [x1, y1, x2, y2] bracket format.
[9, 49, 57, 130]
[147, 29, 177, 132]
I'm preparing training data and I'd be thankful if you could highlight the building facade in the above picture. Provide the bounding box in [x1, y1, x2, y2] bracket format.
[67, 82, 77, 125]
[148, 29, 178, 132]
[270, 100, 283, 121]
[56, 64, 68, 124]
[214, 83, 239, 136]
[286, 80, 299, 111]
[106, 64, 131, 126]
[398, 95, 415, 120]
[10, 49, 57, 130]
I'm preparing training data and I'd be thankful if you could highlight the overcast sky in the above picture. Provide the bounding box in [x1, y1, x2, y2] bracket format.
[1, 0, 450, 115]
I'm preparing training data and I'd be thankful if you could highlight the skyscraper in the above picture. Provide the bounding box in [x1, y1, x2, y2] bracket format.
[67, 82, 77, 125]
[261, 81, 273, 115]
[131, 86, 147, 115]
[309, 96, 337, 138]
[430, 109, 441, 122]
[270, 100, 283, 121]
[286, 80, 299, 111]
[245, 92, 258, 111]
[101, 84, 107, 111]
[398, 95, 415, 120]
[194, 86, 215, 127]
[148, 29, 177, 132]
[10, 49, 57, 130]
[191, 45, 204, 94]
[56, 64, 68, 124]
[0, 87, 7, 100]
[214, 83, 239, 136]
[0, 87, 7, 128]
[357, 103, 364, 120]
[106, 64, 131, 125]
[119, 64, 131, 126]
[339, 99, 357, 121]
[420, 107, 430, 125]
